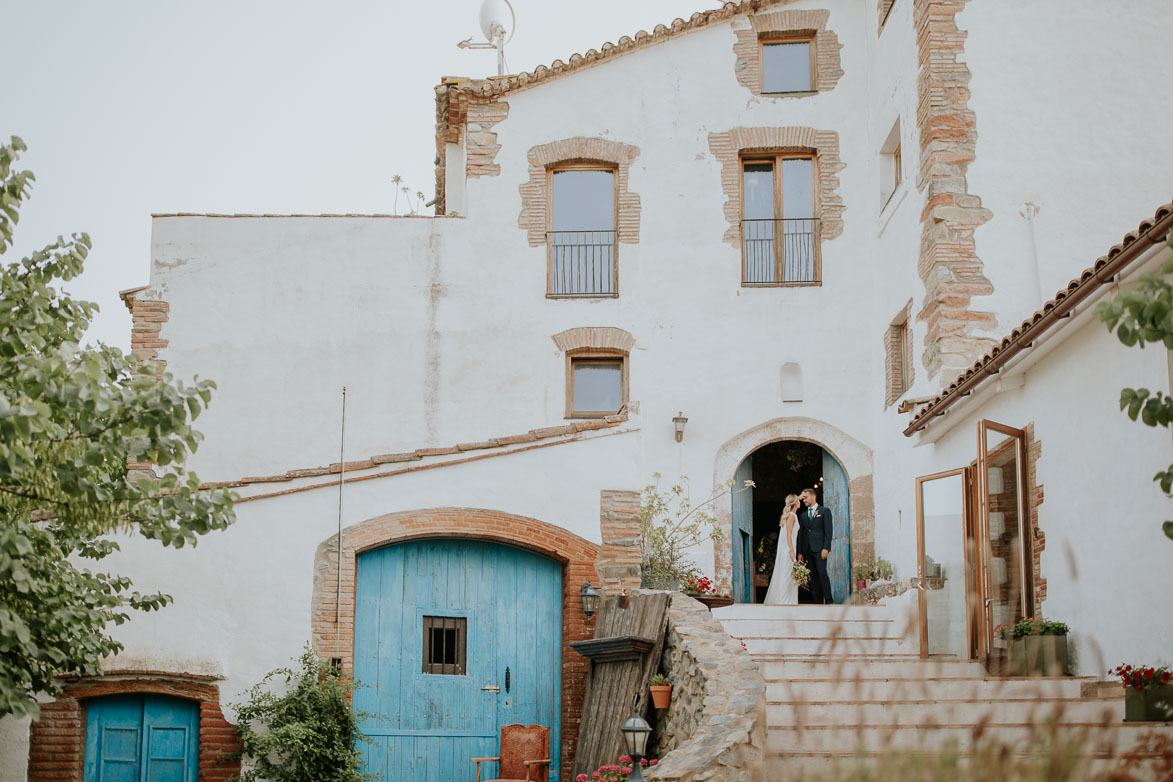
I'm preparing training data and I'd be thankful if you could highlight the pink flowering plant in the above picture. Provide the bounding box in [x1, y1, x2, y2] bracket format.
[575, 755, 658, 781]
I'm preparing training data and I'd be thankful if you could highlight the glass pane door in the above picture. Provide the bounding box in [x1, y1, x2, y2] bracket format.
[915, 469, 970, 658]
[977, 421, 1033, 660]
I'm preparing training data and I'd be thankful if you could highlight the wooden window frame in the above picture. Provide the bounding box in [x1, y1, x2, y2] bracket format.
[759, 34, 817, 96]
[565, 349, 628, 419]
[422, 615, 467, 675]
[546, 163, 620, 299]
[738, 150, 822, 287]
[893, 143, 902, 191]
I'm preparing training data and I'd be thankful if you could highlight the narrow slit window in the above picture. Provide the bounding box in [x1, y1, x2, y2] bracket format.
[422, 616, 467, 675]
[762, 39, 812, 93]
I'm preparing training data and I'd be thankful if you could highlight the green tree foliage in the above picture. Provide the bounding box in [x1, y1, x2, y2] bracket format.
[1094, 228, 1173, 541]
[231, 647, 371, 782]
[0, 137, 236, 719]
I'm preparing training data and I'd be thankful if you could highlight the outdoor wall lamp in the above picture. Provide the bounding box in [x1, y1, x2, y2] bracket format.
[620, 710, 652, 780]
[672, 412, 688, 443]
[580, 582, 600, 619]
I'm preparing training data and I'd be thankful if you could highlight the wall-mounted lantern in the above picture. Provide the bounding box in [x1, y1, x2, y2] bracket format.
[580, 582, 600, 619]
[672, 412, 688, 443]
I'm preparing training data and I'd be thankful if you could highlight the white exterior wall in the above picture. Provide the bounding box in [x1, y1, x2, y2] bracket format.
[5, 2, 1173, 773]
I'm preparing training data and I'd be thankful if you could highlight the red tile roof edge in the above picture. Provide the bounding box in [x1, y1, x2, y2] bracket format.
[904, 201, 1173, 437]
[443, 0, 797, 100]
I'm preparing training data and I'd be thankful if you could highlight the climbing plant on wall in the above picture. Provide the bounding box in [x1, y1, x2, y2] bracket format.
[0, 137, 237, 719]
[1095, 228, 1173, 541]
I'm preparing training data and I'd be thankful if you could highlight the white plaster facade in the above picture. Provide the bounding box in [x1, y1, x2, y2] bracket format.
[6, 1, 1173, 777]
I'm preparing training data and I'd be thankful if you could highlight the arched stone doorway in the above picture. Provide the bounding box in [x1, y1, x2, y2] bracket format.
[714, 418, 874, 600]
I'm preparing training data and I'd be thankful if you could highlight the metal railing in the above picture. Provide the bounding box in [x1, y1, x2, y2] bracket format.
[741, 218, 820, 285]
[547, 230, 616, 296]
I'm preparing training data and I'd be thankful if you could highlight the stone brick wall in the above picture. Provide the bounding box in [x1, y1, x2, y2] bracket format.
[596, 490, 642, 591]
[466, 100, 509, 179]
[119, 286, 169, 369]
[518, 137, 641, 248]
[913, 0, 997, 381]
[645, 594, 765, 782]
[732, 9, 844, 97]
[309, 507, 601, 781]
[27, 678, 239, 782]
[708, 126, 846, 249]
[551, 326, 636, 355]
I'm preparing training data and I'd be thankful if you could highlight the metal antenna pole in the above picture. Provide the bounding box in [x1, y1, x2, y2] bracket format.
[335, 387, 347, 654]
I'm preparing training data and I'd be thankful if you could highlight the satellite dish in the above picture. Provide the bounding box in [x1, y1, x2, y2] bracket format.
[478, 0, 515, 44]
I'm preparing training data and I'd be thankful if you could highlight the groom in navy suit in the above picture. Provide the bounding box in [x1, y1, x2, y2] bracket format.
[797, 487, 834, 604]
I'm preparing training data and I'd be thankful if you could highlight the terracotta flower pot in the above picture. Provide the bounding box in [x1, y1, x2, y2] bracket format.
[1007, 635, 1069, 676]
[649, 684, 672, 709]
[1124, 685, 1173, 722]
[856, 579, 869, 591]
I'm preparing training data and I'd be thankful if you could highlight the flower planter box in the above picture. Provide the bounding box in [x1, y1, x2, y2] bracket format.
[1124, 685, 1173, 722]
[1007, 635, 1069, 677]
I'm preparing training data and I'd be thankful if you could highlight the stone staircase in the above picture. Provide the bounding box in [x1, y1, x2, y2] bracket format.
[713, 596, 1172, 779]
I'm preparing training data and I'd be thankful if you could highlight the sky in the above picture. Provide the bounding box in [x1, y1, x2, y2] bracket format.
[6, 0, 721, 349]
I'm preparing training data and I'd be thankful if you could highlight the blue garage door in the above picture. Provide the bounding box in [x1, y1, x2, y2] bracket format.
[84, 694, 199, 782]
[354, 538, 563, 781]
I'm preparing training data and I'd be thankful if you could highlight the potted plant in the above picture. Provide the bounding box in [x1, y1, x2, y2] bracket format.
[854, 562, 873, 591]
[1110, 663, 1173, 722]
[649, 673, 672, 709]
[640, 473, 753, 593]
[996, 617, 1070, 676]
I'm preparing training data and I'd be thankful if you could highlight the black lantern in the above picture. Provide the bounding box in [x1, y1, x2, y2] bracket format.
[580, 582, 600, 619]
[620, 710, 652, 781]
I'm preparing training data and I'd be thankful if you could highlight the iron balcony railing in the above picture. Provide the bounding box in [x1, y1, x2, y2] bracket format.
[547, 230, 617, 296]
[741, 218, 820, 285]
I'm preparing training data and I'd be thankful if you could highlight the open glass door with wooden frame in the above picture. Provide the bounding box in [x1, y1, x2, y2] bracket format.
[914, 467, 975, 659]
[976, 420, 1035, 665]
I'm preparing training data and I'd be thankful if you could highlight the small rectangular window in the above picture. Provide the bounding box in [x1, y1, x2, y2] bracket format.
[549, 168, 616, 297]
[567, 353, 626, 418]
[762, 39, 812, 93]
[422, 616, 466, 675]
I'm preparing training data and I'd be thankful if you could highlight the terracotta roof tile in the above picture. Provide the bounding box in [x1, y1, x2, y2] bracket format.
[905, 201, 1173, 435]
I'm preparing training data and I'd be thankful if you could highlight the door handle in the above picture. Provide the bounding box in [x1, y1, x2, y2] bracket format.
[481, 684, 501, 693]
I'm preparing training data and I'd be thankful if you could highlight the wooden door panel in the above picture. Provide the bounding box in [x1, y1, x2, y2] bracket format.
[823, 451, 851, 604]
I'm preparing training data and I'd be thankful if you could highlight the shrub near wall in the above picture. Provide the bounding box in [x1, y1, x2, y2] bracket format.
[647, 594, 765, 782]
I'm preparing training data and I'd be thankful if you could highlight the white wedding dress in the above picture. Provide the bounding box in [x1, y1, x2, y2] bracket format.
[764, 513, 799, 605]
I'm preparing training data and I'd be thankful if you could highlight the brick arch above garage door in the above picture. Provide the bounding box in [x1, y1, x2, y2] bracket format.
[310, 507, 601, 782]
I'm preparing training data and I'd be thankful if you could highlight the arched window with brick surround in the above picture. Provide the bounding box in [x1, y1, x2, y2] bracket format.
[519, 138, 641, 299]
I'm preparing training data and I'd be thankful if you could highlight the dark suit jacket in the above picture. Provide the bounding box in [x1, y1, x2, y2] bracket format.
[800, 504, 833, 554]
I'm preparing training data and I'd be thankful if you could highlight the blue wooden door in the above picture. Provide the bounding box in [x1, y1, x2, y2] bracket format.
[355, 539, 562, 782]
[732, 457, 754, 603]
[84, 694, 198, 782]
[822, 450, 852, 604]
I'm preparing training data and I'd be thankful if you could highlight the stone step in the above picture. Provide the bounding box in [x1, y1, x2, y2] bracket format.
[765, 721, 1166, 754]
[766, 676, 1091, 702]
[713, 603, 895, 621]
[719, 617, 906, 639]
[766, 698, 1124, 727]
[744, 635, 917, 656]
[755, 656, 988, 680]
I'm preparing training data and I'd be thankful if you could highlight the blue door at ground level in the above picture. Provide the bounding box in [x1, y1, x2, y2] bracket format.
[354, 538, 563, 781]
[732, 456, 754, 602]
[84, 694, 199, 782]
[823, 450, 852, 604]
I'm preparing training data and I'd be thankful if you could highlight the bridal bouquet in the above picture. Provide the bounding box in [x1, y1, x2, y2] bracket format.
[791, 559, 810, 588]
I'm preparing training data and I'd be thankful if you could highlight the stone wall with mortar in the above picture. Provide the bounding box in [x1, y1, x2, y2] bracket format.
[646, 594, 765, 782]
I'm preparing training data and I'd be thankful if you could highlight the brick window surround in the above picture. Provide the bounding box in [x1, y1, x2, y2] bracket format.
[310, 508, 602, 782]
[27, 677, 239, 782]
[709, 127, 846, 250]
[518, 137, 641, 249]
[884, 302, 914, 407]
[553, 327, 636, 419]
[732, 9, 843, 97]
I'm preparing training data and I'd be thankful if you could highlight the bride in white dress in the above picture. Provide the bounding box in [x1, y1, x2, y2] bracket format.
[764, 494, 801, 605]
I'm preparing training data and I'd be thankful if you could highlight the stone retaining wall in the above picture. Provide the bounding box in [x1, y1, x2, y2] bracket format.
[646, 594, 765, 782]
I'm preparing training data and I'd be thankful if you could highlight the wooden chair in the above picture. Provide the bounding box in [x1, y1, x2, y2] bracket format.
[471, 723, 551, 782]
